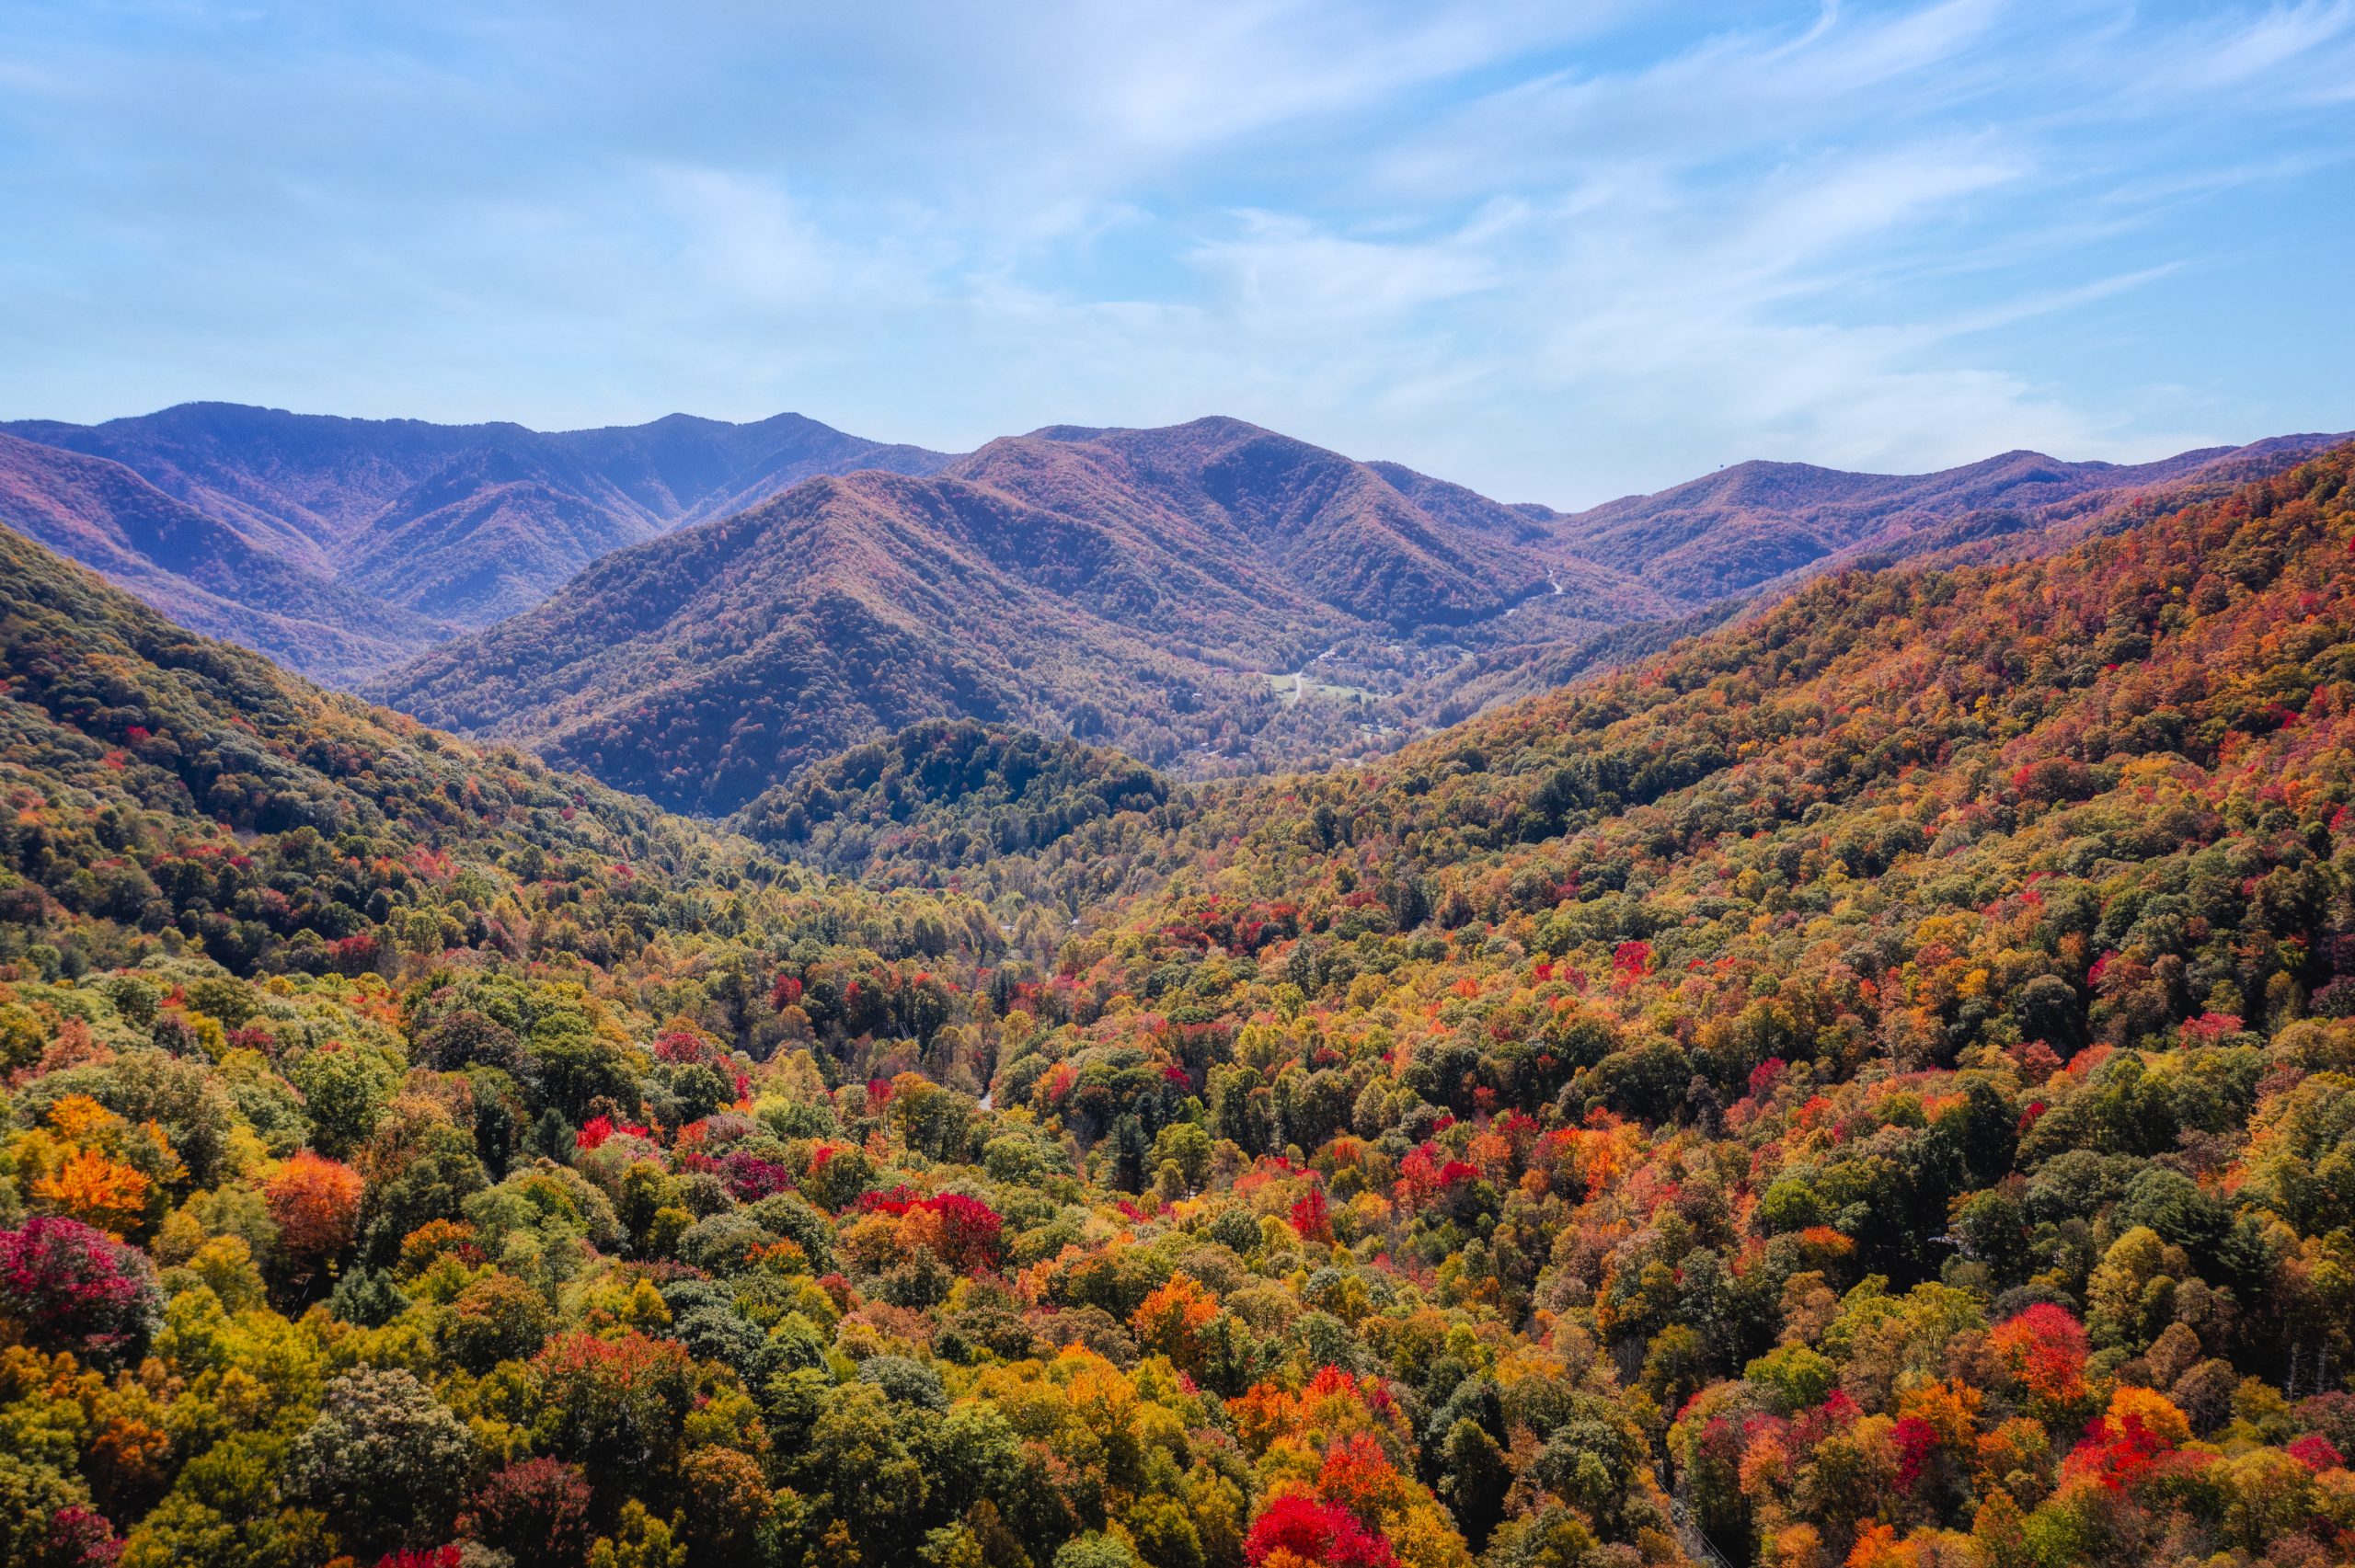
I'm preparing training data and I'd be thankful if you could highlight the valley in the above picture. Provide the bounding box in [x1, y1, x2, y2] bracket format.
[8, 10, 2350, 1568]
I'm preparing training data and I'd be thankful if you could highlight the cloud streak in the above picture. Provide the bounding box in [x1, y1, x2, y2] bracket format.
[0, 0, 2349, 502]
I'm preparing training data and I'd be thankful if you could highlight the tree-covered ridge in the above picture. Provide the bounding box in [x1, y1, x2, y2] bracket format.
[0, 451, 2350, 1568]
[732, 718, 1172, 889]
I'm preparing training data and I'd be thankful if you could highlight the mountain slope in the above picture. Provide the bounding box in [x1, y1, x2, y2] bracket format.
[0, 432, 446, 681]
[372, 418, 1671, 813]
[956, 418, 1610, 627]
[331, 446, 667, 627]
[0, 402, 958, 651]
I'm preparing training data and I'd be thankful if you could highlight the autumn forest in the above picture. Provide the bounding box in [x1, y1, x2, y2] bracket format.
[0, 384, 2347, 1568]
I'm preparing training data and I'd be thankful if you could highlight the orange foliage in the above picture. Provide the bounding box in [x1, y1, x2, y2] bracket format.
[265, 1150, 364, 1261]
[1894, 1379, 1982, 1449]
[1844, 1523, 1915, 1568]
[1990, 1304, 2090, 1409]
[1132, 1270, 1221, 1370]
[32, 1147, 151, 1235]
[1229, 1365, 1407, 1460]
[1315, 1431, 1410, 1523]
[46, 1093, 115, 1142]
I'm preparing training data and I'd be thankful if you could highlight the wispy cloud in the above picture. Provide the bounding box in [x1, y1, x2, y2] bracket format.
[0, 1, 2348, 501]
[2131, 0, 2355, 100]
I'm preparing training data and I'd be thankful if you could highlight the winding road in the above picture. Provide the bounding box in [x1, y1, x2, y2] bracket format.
[1503, 574, 1565, 619]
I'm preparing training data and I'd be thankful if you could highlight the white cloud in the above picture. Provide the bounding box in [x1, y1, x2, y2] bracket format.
[1376, 0, 2013, 197]
[1188, 207, 1512, 326]
[0, 0, 2349, 502]
[2135, 0, 2355, 100]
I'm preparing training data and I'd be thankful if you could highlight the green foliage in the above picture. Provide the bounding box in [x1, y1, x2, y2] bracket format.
[285, 1368, 476, 1553]
[736, 718, 1169, 886]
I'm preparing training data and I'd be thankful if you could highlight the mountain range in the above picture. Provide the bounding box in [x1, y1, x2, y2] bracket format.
[369, 417, 1669, 813]
[1, 399, 2344, 811]
[0, 402, 951, 665]
[366, 418, 2349, 813]
[1540, 432, 2351, 602]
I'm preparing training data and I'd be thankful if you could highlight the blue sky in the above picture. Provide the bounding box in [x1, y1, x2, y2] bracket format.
[2, 1, 2350, 506]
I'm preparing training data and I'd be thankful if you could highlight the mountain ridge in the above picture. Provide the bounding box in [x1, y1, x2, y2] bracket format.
[1546, 430, 2352, 602]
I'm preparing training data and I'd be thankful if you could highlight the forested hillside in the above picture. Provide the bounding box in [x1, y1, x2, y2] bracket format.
[982, 442, 2355, 1567]
[733, 719, 1173, 887]
[1, 448, 2352, 1568]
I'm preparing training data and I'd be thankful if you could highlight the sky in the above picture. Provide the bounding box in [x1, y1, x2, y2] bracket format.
[1, 2, 2351, 507]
